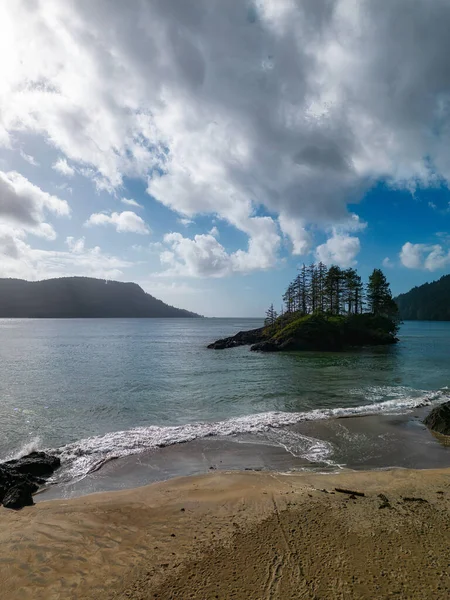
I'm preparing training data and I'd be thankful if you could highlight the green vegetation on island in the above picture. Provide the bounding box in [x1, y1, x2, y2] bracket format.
[395, 274, 450, 321]
[209, 265, 399, 352]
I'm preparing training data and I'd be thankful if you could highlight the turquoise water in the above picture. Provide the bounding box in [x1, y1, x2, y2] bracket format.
[0, 319, 449, 482]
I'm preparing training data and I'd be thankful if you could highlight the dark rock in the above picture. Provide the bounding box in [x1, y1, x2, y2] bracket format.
[0, 451, 61, 510]
[5, 451, 61, 477]
[250, 340, 279, 352]
[423, 401, 450, 436]
[2, 482, 38, 510]
[207, 327, 264, 350]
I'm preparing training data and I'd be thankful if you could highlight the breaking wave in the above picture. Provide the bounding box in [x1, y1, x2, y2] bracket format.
[47, 387, 449, 483]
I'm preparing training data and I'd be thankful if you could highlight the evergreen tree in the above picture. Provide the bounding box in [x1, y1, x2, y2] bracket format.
[283, 284, 295, 313]
[367, 269, 398, 318]
[299, 263, 308, 314]
[316, 262, 328, 313]
[324, 265, 343, 315]
[265, 303, 278, 326]
[343, 268, 363, 314]
[308, 263, 319, 313]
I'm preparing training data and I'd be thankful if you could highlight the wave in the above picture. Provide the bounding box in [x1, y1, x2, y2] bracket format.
[47, 387, 449, 484]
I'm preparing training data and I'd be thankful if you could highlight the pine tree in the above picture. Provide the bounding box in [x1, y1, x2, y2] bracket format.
[343, 268, 363, 314]
[308, 263, 319, 313]
[324, 265, 343, 315]
[299, 264, 308, 314]
[317, 262, 328, 313]
[265, 303, 278, 326]
[366, 269, 398, 318]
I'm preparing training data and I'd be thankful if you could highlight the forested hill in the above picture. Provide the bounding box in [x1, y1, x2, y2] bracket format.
[0, 277, 201, 318]
[395, 274, 450, 321]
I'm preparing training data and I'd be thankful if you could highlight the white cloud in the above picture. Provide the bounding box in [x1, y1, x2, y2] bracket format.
[19, 150, 39, 166]
[382, 257, 394, 268]
[52, 158, 75, 177]
[161, 233, 231, 277]
[400, 243, 425, 269]
[400, 241, 450, 271]
[161, 216, 280, 277]
[209, 226, 219, 238]
[85, 211, 150, 234]
[0, 231, 133, 280]
[278, 214, 312, 256]
[3, 1, 450, 274]
[178, 218, 195, 227]
[121, 197, 143, 209]
[316, 231, 361, 268]
[0, 170, 70, 240]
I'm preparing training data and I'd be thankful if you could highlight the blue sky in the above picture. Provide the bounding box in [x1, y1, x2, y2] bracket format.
[0, 1, 449, 317]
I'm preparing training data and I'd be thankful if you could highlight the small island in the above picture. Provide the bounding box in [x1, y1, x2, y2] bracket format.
[209, 264, 399, 352]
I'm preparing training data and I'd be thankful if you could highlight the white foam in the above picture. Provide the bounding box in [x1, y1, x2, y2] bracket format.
[8, 436, 42, 461]
[48, 387, 449, 484]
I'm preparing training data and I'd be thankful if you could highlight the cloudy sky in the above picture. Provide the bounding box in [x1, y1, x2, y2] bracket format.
[1, 0, 450, 316]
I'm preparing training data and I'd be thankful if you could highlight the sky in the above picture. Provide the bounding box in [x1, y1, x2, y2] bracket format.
[0, 0, 450, 317]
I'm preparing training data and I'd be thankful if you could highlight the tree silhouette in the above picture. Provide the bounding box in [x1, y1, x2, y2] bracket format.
[277, 263, 397, 321]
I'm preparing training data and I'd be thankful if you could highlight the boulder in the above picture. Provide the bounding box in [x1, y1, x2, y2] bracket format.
[5, 451, 61, 477]
[424, 402, 450, 435]
[423, 402, 450, 436]
[0, 451, 61, 510]
[2, 482, 38, 510]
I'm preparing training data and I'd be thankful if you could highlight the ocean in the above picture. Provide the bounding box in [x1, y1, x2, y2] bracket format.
[1, 318, 449, 498]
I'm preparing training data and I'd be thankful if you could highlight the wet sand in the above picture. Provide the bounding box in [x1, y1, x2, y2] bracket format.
[1, 468, 450, 599]
[41, 410, 450, 501]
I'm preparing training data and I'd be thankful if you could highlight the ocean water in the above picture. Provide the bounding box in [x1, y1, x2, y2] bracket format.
[0, 318, 449, 490]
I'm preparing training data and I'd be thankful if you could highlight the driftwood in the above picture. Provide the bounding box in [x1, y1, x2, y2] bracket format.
[334, 487, 365, 497]
[402, 497, 428, 503]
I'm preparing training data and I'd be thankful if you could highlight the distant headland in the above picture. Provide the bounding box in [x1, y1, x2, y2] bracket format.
[395, 274, 450, 321]
[0, 277, 201, 318]
[209, 264, 399, 352]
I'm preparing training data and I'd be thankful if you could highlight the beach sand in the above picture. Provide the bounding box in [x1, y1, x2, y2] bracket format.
[1, 468, 450, 599]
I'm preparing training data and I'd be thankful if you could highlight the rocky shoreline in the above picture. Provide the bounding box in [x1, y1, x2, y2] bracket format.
[207, 327, 265, 350]
[0, 451, 61, 510]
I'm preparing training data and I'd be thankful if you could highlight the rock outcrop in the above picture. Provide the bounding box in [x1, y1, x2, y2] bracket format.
[208, 313, 398, 353]
[0, 451, 61, 510]
[207, 328, 264, 350]
[424, 402, 450, 436]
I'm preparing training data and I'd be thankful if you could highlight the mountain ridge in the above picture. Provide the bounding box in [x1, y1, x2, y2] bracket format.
[0, 277, 201, 318]
[395, 274, 450, 321]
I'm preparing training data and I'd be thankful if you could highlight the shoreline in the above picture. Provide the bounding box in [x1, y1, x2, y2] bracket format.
[2, 467, 450, 599]
[39, 407, 450, 501]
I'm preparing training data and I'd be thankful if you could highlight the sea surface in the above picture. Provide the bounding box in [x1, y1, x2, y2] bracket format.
[0, 318, 449, 496]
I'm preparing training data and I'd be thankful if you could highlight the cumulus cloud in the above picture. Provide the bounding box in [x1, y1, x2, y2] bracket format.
[3, 1, 450, 274]
[0, 230, 133, 280]
[121, 197, 143, 209]
[400, 242, 450, 271]
[278, 214, 312, 256]
[85, 211, 150, 234]
[316, 231, 361, 268]
[0, 170, 70, 240]
[161, 216, 280, 277]
[382, 257, 394, 268]
[52, 158, 75, 177]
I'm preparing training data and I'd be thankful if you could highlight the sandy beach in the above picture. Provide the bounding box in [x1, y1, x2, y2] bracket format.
[0, 468, 449, 599]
